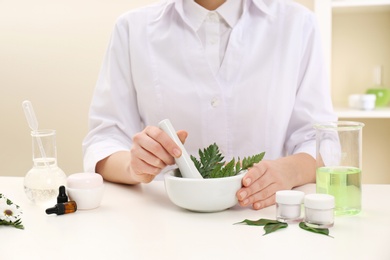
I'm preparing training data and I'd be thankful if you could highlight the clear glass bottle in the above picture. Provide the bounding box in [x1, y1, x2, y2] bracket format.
[314, 121, 364, 216]
[24, 129, 66, 207]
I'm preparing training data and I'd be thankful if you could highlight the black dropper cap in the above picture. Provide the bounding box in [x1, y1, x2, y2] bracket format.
[57, 185, 68, 203]
[46, 203, 66, 215]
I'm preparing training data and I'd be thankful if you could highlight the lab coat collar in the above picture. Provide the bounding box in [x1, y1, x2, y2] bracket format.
[153, 0, 274, 25]
[182, 0, 208, 31]
[182, 0, 243, 30]
[250, 0, 274, 16]
[217, 0, 244, 28]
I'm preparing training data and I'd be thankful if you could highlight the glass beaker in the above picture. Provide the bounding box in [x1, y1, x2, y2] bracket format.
[314, 121, 364, 216]
[24, 129, 66, 207]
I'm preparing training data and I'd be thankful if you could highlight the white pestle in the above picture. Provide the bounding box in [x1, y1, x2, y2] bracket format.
[158, 119, 203, 179]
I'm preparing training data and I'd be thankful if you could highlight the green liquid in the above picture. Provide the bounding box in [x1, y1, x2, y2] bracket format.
[316, 166, 362, 216]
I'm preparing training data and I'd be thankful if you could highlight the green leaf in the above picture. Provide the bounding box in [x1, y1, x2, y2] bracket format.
[263, 222, 288, 236]
[299, 222, 333, 238]
[209, 163, 224, 178]
[190, 143, 265, 179]
[234, 218, 281, 226]
[190, 155, 202, 173]
[234, 218, 288, 236]
[191, 143, 224, 178]
[242, 152, 265, 170]
[220, 158, 236, 177]
[235, 159, 242, 175]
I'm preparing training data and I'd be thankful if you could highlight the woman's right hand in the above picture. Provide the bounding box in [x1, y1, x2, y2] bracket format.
[96, 126, 187, 184]
[128, 126, 188, 183]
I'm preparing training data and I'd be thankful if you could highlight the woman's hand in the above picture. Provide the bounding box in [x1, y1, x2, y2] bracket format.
[236, 153, 316, 210]
[96, 126, 187, 184]
[129, 126, 188, 183]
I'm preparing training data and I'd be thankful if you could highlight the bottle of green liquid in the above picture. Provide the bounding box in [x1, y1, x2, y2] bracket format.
[316, 166, 361, 215]
[314, 121, 364, 216]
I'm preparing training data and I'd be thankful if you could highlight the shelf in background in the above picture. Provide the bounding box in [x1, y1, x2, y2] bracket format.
[335, 107, 390, 118]
[332, 0, 390, 12]
[332, 0, 390, 7]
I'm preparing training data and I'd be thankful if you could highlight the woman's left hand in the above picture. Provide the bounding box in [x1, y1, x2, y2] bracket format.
[236, 153, 316, 210]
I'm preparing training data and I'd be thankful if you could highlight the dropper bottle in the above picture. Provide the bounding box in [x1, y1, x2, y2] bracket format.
[46, 201, 77, 215]
[57, 186, 68, 203]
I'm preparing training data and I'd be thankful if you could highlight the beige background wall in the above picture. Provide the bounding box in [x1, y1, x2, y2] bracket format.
[0, 0, 158, 177]
[1, 0, 388, 183]
[332, 9, 390, 184]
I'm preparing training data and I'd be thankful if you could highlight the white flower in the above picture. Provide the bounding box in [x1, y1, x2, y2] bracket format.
[0, 202, 22, 222]
[0, 193, 24, 229]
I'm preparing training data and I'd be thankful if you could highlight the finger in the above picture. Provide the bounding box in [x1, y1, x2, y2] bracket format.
[177, 130, 188, 144]
[252, 193, 276, 210]
[131, 143, 167, 169]
[145, 126, 182, 160]
[129, 152, 162, 184]
[241, 162, 267, 187]
[237, 163, 268, 201]
[133, 127, 175, 166]
[131, 157, 164, 181]
[135, 173, 155, 184]
[237, 182, 275, 208]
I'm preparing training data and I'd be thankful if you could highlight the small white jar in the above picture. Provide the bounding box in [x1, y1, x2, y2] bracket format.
[304, 194, 335, 228]
[67, 173, 104, 210]
[276, 190, 305, 223]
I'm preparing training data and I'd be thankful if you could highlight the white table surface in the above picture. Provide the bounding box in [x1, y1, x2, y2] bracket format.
[1, 177, 390, 260]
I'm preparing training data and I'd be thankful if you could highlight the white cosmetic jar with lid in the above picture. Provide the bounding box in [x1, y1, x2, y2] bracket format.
[67, 173, 104, 210]
[304, 193, 335, 228]
[276, 190, 305, 223]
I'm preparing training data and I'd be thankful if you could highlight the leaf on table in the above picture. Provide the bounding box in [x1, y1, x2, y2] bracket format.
[234, 218, 288, 236]
[263, 222, 288, 236]
[299, 222, 333, 238]
[234, 218, 281, 226]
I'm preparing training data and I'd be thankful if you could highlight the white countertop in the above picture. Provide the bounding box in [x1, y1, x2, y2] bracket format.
[1, 177, 390, 260]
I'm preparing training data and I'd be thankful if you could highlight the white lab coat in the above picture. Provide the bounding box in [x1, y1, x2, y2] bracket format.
[83, 0, 337, 173]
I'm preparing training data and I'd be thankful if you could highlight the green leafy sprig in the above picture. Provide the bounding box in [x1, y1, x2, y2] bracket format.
[234, 218, 288, 236]
[190, 143, 265, 178]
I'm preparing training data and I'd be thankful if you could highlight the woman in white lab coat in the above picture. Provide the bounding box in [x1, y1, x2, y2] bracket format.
[83, 0, 337, 210]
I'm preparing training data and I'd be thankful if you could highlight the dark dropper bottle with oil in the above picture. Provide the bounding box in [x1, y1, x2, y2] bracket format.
[46, 201, 77, 215]
[57, 185, 68, 203]
[46, 186, 77, 215]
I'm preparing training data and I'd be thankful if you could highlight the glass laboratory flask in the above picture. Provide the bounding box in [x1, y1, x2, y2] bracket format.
[24, 129, 66, 206]
[314, 121, 364, 216]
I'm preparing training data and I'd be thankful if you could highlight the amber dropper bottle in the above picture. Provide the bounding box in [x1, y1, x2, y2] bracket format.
[46, 201, 77, 215]
[46, 185, 77, 215]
